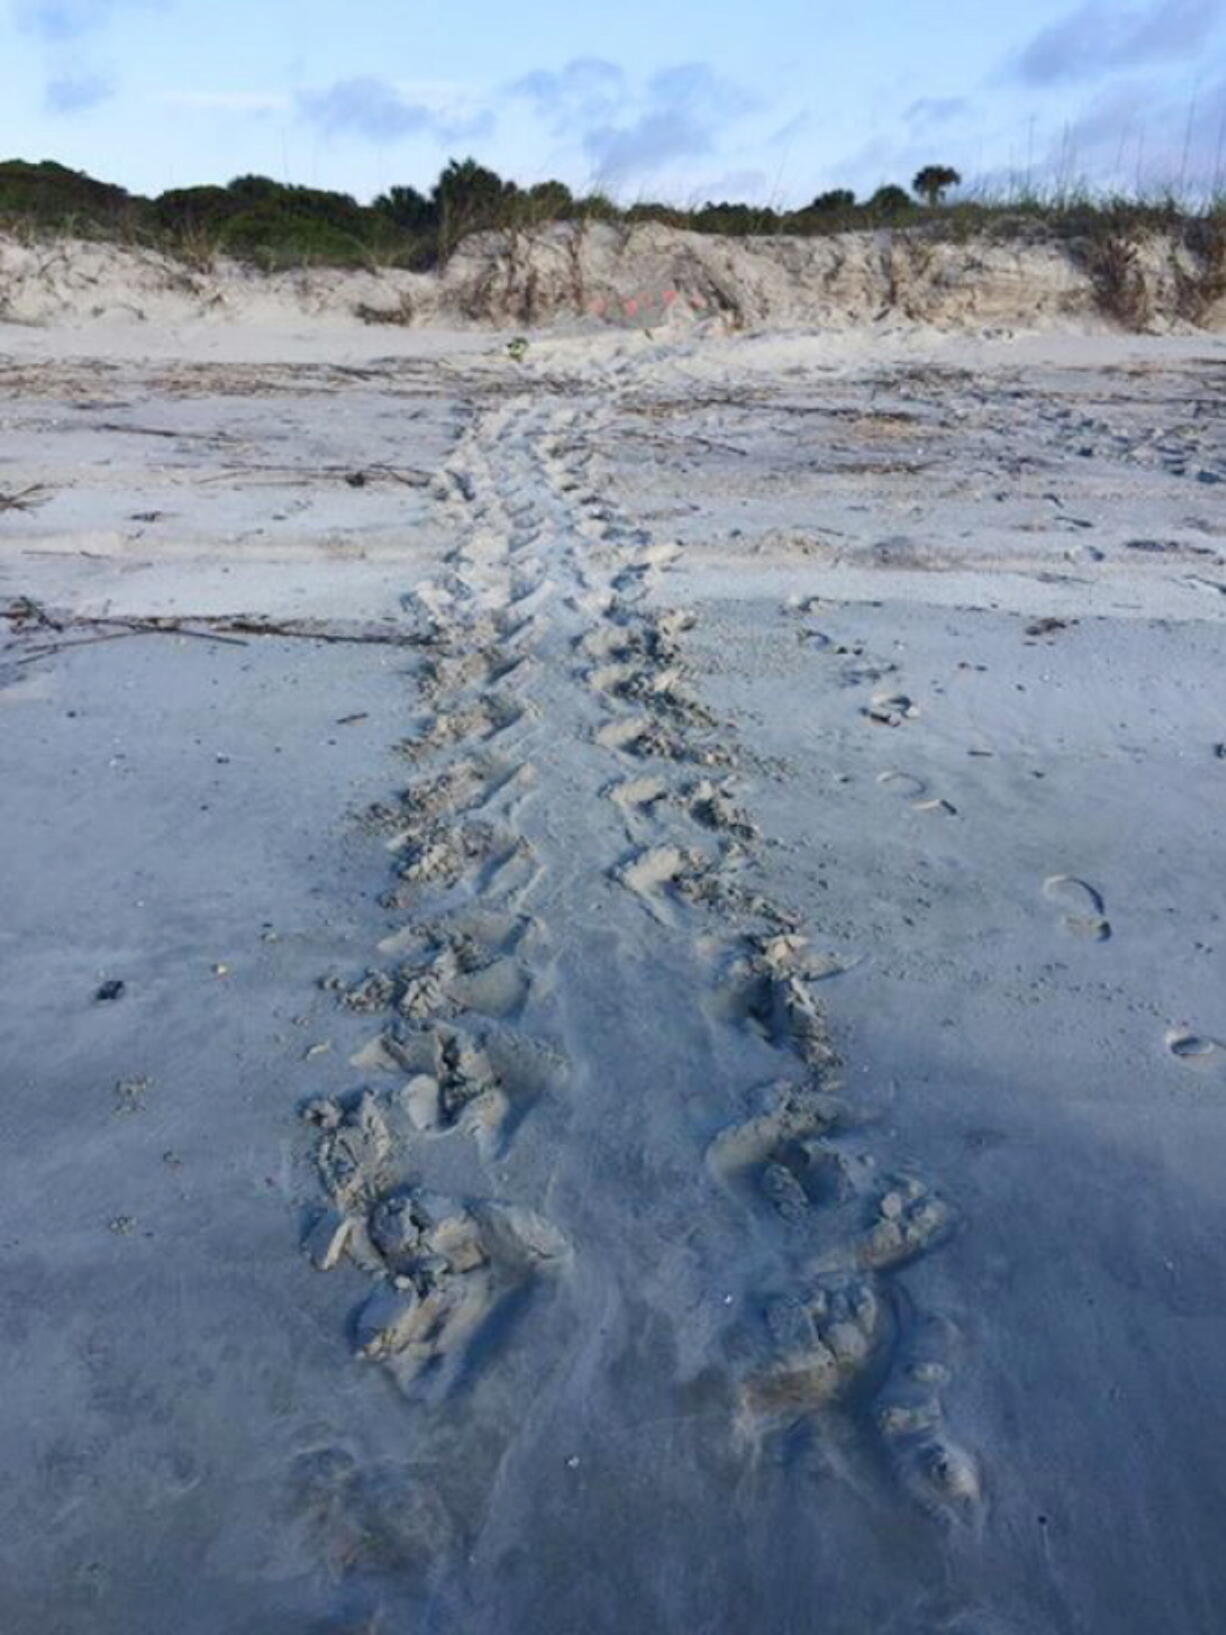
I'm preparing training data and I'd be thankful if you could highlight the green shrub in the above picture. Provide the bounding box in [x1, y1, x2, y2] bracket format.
[372, 185, 435, 233]
[574, 191, 619, 221]
[810, 189, 856, 213]
[868, 184, 913, 217]
[219, 208, 373, 270]
[521, 180, 573, 223]
[0, 157, 146, 235]
[432, 157, 515, 259]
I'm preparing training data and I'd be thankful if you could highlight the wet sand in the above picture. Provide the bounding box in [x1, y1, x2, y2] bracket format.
[2, 320, 1224, 1633]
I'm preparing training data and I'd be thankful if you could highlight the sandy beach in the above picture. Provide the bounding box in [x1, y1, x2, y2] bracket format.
[2, 278, 1225, 1632]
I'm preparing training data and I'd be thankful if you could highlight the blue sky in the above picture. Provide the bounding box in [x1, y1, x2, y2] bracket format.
[2, 0, 1224, 203]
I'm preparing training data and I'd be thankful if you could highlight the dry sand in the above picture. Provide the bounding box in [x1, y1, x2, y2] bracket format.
[2, 269, 1225, 1633]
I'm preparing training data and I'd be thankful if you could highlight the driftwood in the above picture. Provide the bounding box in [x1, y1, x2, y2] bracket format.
[15, 631, 165, 664]
[20, 550, 149, 562]
[3, 596, 426, 661]
[0, 485, 51, 512]
[92, 422, 239, 443]
[604, 429, 750, 459]
[5, 595, 63, 629]
[184, 614, 419, 645]
[193, 462, 431, 488]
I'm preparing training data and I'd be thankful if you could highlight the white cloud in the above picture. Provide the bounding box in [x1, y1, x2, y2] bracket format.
[1014, 0, 1223, 85]
[45, 69, 113, 111]
[509, 59, 761, 188]
[297, 76, 493, 144]
[159, 91, 290, 113]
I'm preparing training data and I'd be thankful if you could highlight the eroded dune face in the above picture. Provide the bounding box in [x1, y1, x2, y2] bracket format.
[3, 218, 1224, 334]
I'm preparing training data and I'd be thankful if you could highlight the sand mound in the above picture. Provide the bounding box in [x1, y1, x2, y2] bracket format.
[1, 219, 1223, 335]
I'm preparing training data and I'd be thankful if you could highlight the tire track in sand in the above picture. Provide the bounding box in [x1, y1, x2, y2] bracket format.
[297, 377, 982, 1546]
[302, 395, 574, 1403]
[558, 425, 981, 1523]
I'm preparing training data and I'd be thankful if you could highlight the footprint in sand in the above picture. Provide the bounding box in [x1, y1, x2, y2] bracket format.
[879, 1404, 982, 1521]
[607, 773, 669, 822]
[864, 692, 919, 727]
[1165, 1029, 1224, 1069]
[877, 770, 925, 799]
[1042, 874, 1112, 941]
[707, 1082, 851, 1224]
[613, 844, 701, 924]
[858, 1177, 953, 1270]
[875, 1314, 982, 1522]
[337, 1185, 568, 1392]
[877, 770, 957, 816]
[743, 1274, 886, 1422]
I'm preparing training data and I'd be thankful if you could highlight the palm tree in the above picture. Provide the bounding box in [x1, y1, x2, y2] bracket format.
[912, 166, 961, 206]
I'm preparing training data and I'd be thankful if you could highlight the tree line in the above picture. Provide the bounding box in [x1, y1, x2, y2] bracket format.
[0, 155, 974, 269]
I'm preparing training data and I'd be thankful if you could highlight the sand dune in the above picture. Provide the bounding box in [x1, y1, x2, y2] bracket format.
[3, 218, 1225, 338]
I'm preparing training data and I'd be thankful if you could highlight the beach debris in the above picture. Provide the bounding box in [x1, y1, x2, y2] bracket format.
[2, 599, 439, 660]
[112, 1077, 150, 1115]
[3, 595, 61, 630]
[0, 485, 51, 513]
[94, 978, 125, 1003]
